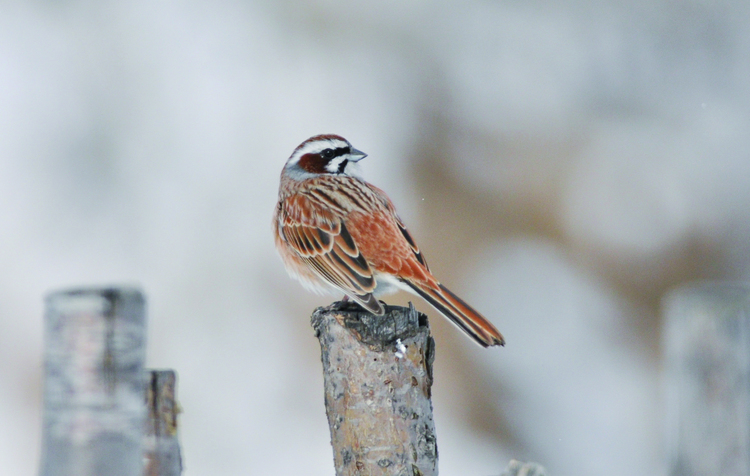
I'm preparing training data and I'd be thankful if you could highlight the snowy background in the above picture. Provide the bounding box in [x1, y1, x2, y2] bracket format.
[2, 1, 750, 475]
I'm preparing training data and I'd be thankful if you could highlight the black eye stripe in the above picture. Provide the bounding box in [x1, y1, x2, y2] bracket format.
[321, 147, 349, 160]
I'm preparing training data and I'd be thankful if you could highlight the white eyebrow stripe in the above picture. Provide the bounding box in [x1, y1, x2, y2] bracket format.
[289, 139, 349, 163]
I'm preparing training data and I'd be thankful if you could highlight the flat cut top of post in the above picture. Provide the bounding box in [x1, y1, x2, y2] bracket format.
[312, 300, 429, 352]
[46, 287, 145, 319]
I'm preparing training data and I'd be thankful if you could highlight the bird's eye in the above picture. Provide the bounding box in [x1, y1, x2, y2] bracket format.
[321, 148, 334, 159]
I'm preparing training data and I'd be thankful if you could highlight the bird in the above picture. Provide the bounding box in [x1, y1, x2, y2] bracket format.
[273, 134, 504, 347]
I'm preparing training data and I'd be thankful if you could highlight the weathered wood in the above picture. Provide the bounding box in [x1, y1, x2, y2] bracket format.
[664, 282, 750, 476]
[144, 370, 182, 476]
[312, 301, 438, 476]
[500, 459, 549, 476]
[40, 288, 147, 476]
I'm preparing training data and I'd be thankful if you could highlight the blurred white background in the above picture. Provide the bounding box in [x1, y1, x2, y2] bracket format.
[2, 1, 749, 475]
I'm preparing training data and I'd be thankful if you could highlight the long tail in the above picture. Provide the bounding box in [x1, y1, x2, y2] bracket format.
[405, 281, 504, 347]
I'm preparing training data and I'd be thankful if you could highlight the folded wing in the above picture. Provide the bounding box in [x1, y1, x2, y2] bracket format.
[280, 210, 384, 315]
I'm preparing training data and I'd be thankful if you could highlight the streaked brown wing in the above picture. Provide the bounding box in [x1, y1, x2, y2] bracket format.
[359, 182, 430, 272]
[280, 210, 384, 315]
[395, 217, 429, 270]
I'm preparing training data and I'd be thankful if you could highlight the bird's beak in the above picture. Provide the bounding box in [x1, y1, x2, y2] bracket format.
[349, 147, 367, 162]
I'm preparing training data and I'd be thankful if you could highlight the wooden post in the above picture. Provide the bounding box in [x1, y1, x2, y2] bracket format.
[500, 459, 548, 476]
[144, 370, 182, 476]
[312, 301, 438, 476]
[40, 288, 147, 476]
[664, 282, 750, 476]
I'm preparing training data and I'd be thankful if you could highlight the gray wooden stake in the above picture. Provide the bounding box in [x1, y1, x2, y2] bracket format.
[40, 287, 147, 476]
[144, 370, 182, 476]
[312, 301, 438, 476]
[500, 459, 549, 476]
[664, 282, 750, 476]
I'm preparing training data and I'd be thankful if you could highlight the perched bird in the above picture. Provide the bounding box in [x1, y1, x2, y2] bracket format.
[273, 134, 504, 347]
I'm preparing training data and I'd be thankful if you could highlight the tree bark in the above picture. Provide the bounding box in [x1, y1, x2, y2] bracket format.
[312, 301, 438, 476]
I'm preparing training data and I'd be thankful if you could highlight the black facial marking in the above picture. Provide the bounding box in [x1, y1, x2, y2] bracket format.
[325, 147, 349, 160]
[337, 159, 348, 174]
[299, 145, 351, 174]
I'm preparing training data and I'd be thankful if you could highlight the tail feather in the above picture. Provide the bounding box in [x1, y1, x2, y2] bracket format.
[405, 281, 504, 347]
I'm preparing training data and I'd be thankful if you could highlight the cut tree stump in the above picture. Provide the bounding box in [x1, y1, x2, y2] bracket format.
[312, 301, 438, 476]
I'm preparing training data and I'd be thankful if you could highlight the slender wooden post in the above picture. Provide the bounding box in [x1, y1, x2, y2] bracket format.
[40, 288, 147, 476]
[500, 459, 548, 476]
[312, 301, 438, 476]
[664, 282, 750, 476]
[144, 370, 182, 476]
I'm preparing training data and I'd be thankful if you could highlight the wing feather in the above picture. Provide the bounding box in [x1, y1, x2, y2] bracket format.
[396, 218, 429, 269]
[279, 196, 383, 314]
